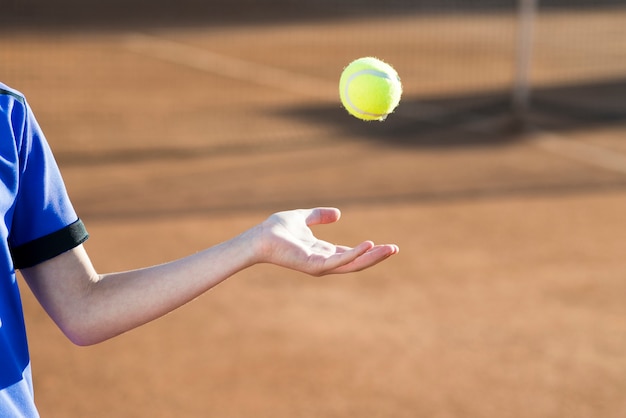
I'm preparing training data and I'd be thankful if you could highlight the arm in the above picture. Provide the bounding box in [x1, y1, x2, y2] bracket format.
[20, 208, 398, 346]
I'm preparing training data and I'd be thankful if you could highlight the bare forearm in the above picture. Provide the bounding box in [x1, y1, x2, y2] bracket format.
[92, 232, 257, 342]
[24, 227, 260, 346]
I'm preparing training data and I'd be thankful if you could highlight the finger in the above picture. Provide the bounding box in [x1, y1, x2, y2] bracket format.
[322, 243, 367, 254]
[306, 207, 341, 227]
[327, 244, 398, 274]
[353, 246, 397, 270]
[316, 241, 374, 273]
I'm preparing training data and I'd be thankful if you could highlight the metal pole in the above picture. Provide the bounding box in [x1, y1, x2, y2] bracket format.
[512, 0, 538, 126]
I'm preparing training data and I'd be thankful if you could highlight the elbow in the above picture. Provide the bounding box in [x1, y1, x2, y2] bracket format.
[47, 280, 119, 346]
[66, 331, 103, 347]
[54, 309, 115, 347]
[59, 320, 107, 347]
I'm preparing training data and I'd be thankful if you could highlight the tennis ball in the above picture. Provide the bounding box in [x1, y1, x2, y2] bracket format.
[339, 57, 402, 121]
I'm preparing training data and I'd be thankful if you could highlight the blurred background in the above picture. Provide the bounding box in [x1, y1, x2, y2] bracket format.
[2, 1, 626, 417]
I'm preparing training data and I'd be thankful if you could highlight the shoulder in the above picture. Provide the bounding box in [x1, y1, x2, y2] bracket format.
[0, 82, 25, 104]
[0, 82, 28, 136]
[0, 83, 30, 156]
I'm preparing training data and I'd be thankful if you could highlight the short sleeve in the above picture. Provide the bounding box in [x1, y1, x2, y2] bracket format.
[6, 91, 88, 269]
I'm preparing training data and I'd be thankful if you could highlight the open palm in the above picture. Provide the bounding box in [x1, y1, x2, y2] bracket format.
[258, 208, 399, 276]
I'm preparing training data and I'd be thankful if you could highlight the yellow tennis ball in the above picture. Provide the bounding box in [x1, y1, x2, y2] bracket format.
[339, 57, 402, 121]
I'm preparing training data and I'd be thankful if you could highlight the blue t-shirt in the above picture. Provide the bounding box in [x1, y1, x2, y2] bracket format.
[0, 83, 88, 417]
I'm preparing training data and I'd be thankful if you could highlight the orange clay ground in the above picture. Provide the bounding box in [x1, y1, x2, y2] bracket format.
[2, 7, 626, 417]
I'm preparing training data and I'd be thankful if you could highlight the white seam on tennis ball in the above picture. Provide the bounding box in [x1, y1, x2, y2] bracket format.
[344, 69, 394, 118]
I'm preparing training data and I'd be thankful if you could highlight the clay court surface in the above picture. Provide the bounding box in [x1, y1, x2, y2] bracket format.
[2, 5, 626, 417]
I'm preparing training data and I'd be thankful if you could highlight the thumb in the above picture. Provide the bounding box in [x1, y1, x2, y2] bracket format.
[306, 207, 341, 227]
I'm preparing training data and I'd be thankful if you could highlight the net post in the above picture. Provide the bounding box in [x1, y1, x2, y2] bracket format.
[512, 0, 538, 128]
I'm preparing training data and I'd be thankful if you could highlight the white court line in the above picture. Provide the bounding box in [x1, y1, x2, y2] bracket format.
[533, 132, 626, 176]
[124, 33, 337, 101]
